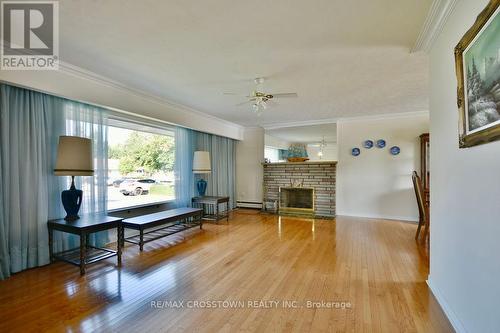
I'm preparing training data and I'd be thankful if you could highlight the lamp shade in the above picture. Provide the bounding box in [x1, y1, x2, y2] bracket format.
[54, 136, 94, 176]
[193, 151, 211, 174]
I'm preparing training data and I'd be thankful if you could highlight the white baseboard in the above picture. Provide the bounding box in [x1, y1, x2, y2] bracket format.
[237, 201, 262, 209]
[336, 212, 418, 223]
[427, 278, 467, 333]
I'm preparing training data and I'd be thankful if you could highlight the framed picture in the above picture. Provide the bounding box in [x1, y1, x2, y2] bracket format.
[455, 0, 500, 148]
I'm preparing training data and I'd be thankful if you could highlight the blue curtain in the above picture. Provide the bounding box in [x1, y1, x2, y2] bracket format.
[63, 100, 109, 248]
[174, 129, 236, 209]
[0, 85, 65, 279]
[0, 84, 109, 279]
[196, 132, 237, 209]
[174, 127, 196, 207]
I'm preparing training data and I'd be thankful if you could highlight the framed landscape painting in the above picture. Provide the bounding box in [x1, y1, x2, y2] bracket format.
[455, 0, 500, 147]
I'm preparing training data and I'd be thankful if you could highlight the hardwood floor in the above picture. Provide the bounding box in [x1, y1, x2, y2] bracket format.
[0, 210, 452, 332]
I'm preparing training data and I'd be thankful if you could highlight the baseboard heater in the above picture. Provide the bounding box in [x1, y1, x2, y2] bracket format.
[237, 201, 262, 209]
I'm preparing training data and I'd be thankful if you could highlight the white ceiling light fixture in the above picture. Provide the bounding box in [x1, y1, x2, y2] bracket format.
[252, 96, 268, 116]
[225, 77, 297, 116]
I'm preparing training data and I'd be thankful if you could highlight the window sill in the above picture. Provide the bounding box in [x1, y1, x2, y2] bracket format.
[107, 199, 176, 213]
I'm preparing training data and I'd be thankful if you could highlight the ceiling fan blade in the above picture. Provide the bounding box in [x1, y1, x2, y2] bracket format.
[270, 93, 298, 98]
[224, 92, 247, 96]
[235, 98, 256, 107]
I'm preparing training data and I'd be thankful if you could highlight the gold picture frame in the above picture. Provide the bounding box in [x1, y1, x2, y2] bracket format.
[455, 0, 500, 148]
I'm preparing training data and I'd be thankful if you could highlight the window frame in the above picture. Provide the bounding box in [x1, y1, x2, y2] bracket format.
[106, 113, 176, 211]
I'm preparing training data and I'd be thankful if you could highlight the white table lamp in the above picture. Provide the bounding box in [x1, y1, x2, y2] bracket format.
[54, 136, 94, 220]
[193, 151, 211, 196]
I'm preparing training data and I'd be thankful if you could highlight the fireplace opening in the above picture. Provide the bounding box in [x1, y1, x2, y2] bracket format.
[279, 187, 314, 215]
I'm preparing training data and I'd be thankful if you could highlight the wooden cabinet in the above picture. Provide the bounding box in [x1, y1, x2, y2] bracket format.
[419, 133, 430, 208]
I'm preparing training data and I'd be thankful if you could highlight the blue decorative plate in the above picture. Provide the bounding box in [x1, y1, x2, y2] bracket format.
[351, 148, 361, 156]
[376, 139, 386, 148]
[363, 140, 374, 149]
[390, 146, 400, 155]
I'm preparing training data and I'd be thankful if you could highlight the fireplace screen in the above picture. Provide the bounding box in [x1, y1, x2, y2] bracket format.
[279, 187, 314, 215]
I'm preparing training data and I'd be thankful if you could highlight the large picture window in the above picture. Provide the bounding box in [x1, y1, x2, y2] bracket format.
[107, 120, 175, 210]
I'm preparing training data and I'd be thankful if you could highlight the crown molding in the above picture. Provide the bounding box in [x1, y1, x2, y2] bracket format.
[57, 61, 244, 131]
[0, 46, 244, 132]
[262, 111, 429, 129]
[262, 118, 339, 130]
[243, 126, 265, 130]
[337, 110, 429, 124]
[411, 0, 459, 53]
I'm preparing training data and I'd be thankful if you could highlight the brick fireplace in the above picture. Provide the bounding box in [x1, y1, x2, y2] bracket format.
[263, 162, 336, 218]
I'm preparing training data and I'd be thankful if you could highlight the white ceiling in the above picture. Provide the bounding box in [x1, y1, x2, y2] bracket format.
[266, 123, 337, 144]
[59, 0, 432, 127]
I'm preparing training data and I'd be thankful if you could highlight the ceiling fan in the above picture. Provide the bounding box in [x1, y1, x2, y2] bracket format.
[224, 78, 298, 115]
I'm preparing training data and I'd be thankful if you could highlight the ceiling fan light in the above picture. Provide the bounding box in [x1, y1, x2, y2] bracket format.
[224, 77, 296, 117]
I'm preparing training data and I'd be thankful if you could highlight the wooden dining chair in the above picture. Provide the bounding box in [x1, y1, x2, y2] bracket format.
[412, 171, 428, 241]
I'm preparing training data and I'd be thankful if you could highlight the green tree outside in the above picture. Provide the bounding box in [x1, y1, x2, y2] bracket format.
[110, 132, 175, 176]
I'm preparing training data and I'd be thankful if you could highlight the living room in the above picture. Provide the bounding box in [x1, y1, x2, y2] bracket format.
[1, 1, 499, 332]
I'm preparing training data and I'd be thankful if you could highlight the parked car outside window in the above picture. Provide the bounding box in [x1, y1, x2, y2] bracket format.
[112, 178, 127, 188]
[119, 179, 157, 196]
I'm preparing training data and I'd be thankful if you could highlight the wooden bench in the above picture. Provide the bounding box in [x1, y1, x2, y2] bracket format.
[121, 208, 203, 251]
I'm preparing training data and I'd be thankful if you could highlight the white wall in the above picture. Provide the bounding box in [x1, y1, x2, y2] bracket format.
[306, 143, 338, 161]
[264, 146, 280, 163]
[264, 134, 290, 150]
[0, 63, 243, 140]
[336, 113, 429, 221]
[428, 1, 500, 332]
[236, 127, 264, 206]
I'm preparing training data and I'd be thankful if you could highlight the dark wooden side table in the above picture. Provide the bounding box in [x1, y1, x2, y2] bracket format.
[192, 196, 230, 222]
[47, 214, 123, 275]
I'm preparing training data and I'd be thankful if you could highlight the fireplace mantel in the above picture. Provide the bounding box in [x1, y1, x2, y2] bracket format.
[263, 161, 337, 166]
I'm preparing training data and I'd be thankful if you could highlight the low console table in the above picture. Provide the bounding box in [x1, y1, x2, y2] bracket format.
[122, 207, 203, 251]
[192, 196, 230, 222]
[47, 214, 123, 275]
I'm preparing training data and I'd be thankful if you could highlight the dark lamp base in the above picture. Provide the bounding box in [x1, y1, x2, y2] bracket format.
[196, 179, 207, 196]
[61, 176, 83, 221]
